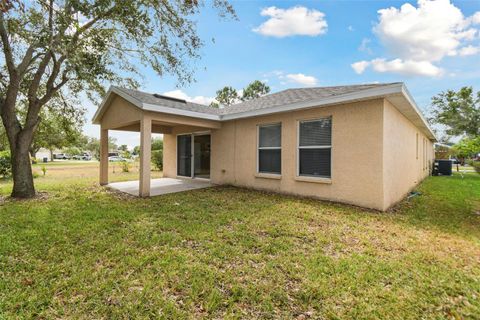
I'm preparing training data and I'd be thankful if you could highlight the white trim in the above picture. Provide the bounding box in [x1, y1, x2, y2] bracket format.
[257, 122, 282, 175]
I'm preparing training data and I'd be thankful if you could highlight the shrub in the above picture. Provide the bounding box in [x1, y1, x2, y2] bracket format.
[41, 166, 47, 176]
[0, 151, 11, 178]
[468, 160, 480, 174]
[152, 150, 163, 170]
[121, 162, 129, 173]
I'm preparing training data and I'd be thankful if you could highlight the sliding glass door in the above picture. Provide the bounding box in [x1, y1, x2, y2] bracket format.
[177, 135, 192, 177]
[194, 134, 211, 179]
[177, 133, 210, 179]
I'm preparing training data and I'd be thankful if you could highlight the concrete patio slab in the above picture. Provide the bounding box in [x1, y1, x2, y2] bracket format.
[107, 178, 213, 196]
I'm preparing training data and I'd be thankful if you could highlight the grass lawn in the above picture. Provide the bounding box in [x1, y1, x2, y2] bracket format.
[0, 164, 479, 319]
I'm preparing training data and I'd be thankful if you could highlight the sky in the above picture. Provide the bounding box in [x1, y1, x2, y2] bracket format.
[84, 0, 480, 148]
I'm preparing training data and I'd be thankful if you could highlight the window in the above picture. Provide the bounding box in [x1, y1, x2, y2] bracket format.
[416, 133, 419, 159]
[298, 117, 332, 178]
[423, 138, 427, 170]
[258, 123, 281, 174]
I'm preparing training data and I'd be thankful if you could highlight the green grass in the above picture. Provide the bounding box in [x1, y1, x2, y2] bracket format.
[0, 165, 479, 319]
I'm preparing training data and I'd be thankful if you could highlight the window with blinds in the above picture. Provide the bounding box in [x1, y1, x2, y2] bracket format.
[258, 123, 281, 174]
[298, 118, 332, 178]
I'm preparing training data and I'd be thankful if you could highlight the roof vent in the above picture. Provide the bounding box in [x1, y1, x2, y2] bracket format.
[153, 93, 186, 103]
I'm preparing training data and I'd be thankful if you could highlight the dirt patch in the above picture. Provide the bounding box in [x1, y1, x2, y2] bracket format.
[0, 191, 50, 205]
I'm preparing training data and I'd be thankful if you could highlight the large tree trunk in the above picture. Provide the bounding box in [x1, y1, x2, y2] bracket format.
[11, 142, 35, 198]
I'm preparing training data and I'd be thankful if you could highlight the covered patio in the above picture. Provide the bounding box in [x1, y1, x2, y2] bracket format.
[108, 178, 213, 196]
[92, 86, 221, 197]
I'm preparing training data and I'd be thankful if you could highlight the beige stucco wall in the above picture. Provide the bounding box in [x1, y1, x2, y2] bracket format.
[382, 99, 434, 210]
[100, 94, 435, 211]
[164, 99, 387, 210]
[100, 96, 141, 130]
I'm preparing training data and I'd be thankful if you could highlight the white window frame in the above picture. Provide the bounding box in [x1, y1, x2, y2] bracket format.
[296, 117, 332, 179]
[257, 123, 282, 175]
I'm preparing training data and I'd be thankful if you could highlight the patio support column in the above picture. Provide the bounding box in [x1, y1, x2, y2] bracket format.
[139, 115, 152, 197]
[99, 127, 109, 185]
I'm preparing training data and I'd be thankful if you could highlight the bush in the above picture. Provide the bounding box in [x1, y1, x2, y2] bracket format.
[152, 150, 163, 170]
[0, 151, 11, 178]
[121, 162, 129, 173]
[468, 160, 480, 174]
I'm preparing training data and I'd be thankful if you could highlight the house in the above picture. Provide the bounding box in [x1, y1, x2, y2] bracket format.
[92, 82, 436, 211]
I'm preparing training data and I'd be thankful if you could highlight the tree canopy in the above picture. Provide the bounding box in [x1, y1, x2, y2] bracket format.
[451, 136, 480, 159]
[0, 0, 235, 197]
[210, 80, 270, 108]
[430, 87, 480, 138]
[211, 86, 238, 107]
[241, 80, 270, 101]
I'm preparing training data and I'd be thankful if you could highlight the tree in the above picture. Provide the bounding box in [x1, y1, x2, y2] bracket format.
[85, 136, 117, 160]
[241, 80, 270, 101]
[0, 0, 235, 198]
[132, 145, 140, 155]
[214, 86, 238, 107]
[151, 137, 163, 151]
[30, 97, 85, 159]
[0, 95, 85, 157]
[118, 144, 128, 152]
[451, 136, 480, 160]
[209, 80, 270, 108]
[430, 87, 480, 138]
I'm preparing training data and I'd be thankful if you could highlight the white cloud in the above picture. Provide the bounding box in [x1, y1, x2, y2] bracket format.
[459, 45, 480, 56]
[352, 59, 443, 77]
[253, 6, 327, 37]
[348, 25, 354, 32]
[162, 90, 215, 106]
[284, 73, 318, 86]
[374, 0, 477, 62]
[371, 59, 444, 77]
[358, 38, 372, 54]
[351, 61, 370, 74]
[352, 0, 480, 77]
[470, 11, 480, 24]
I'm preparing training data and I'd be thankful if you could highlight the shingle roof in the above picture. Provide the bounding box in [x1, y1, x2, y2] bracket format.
[219, 83, 400, 115]
[113, 86, 222, 116]
[113, 83, 400, 117]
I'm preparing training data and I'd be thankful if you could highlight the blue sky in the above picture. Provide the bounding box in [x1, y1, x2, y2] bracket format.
[85, 0, 480, 147]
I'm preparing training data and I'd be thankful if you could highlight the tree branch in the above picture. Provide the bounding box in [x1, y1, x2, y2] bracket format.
[0, 12, 16, 77]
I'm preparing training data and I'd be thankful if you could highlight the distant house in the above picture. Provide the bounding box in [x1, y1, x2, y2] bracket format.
[434, 143, 452, 159]
[93, 82, 436, 211]
[35, 148, 54, 162]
